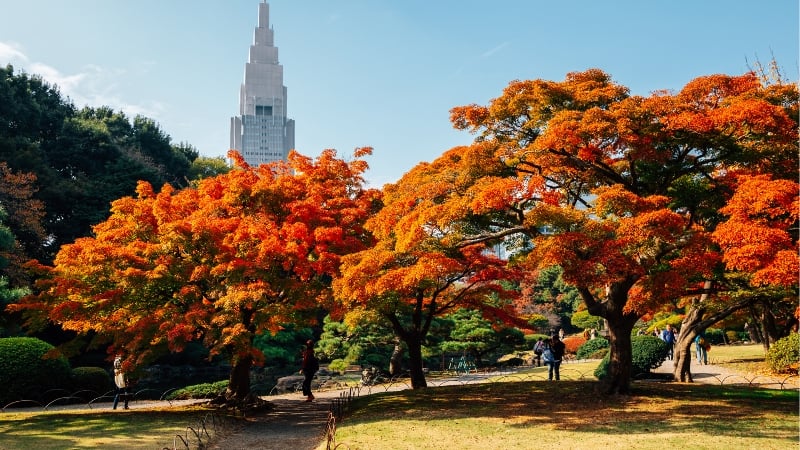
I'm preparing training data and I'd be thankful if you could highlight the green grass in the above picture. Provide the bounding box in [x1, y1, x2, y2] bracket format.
[0, 406, 238, 449]
[326, 380, 799, 450]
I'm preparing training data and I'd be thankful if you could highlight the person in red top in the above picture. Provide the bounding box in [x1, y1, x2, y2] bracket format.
[300, 340, 319, 402]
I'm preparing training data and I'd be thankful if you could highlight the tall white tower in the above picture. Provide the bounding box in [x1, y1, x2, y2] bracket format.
[230, 1, 295, 167]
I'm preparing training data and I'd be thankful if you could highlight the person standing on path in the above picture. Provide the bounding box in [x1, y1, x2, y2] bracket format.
[300, 340, 319, 402]
[532, 337, 544, 367]
[112, 354, 129, 410]
[548, 335, 566, 381]
[695, 332, 708, 365]
[660, 324, 676, 360]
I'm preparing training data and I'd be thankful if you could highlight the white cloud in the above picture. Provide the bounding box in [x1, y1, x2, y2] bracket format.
[0, 41, 28, 64]
[481, 42, 510, 58]
[0, 40, 165, 120]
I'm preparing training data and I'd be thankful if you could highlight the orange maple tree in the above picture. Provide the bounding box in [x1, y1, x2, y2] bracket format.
[12, 148, 379, 405]
[358, 69, 796, 394]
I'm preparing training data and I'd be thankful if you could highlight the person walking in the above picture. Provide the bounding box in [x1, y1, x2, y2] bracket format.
[532, 337, 544, 367]
[112, 354, 129, 410]
[300, 340, 319, 402]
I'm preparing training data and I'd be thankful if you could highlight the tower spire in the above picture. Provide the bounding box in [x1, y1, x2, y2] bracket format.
[230, 2, 295, 167]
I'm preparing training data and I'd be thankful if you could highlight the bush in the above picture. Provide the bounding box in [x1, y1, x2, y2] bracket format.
[704, 327, 725, 345]
[576, 337, 609, 360]
[766, 333, 799, 374]
[71, 367, 114, 394]
[0, 337, 73, 404]
[327, 359, 349, 374]
[167, 380, 228, 400]
[561, 336, 586, 355]
[594, 335, 668, 380]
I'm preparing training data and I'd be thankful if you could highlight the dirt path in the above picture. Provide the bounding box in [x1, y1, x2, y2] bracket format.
[206, 389, 355, 450]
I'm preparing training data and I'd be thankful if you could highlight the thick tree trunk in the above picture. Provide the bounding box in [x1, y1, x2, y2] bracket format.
[603, 315, 637, 394]
[673, 305, 705, 382]
[406, 337, 427, 389]
[227, 354, 252, 401]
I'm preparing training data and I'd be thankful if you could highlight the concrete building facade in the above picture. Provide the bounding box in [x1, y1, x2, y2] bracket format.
[230, 1, 295, 167]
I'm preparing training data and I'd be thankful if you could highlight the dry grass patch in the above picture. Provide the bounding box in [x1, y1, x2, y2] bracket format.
[327, 380, 798, 450]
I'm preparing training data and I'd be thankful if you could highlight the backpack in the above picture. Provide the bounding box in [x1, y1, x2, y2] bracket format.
[542, 346, 554, 363]
[697, 336, 706, 346]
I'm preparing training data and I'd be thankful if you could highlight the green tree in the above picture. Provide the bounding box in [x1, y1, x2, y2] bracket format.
[437, 309, 525, 367]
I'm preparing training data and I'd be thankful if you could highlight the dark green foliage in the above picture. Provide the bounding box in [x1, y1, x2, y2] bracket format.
[71, 366, 113, 394]
[0, 337, 71, 403]
[576, 337, 609, 360]
[766, 332, 799, 374]
[437, 309, 525, 367]
[253, 326, 314, 368]
[166, 380, 228, 400]
[0, 67, 194, 262]
[704, 328, 725, 345]
[631, 335, 669, 374]
[594, 335, 668, 380]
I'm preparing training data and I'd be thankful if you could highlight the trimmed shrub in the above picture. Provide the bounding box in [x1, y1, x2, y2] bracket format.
[0, 337, 72, 404]
[704, 327, 725, 345]
[631, 335, 669, 374]
[167, 380, 228, 400]
[71, 367, 114, 394]
[766, 333, 799, 374]
[576, 337, 609, 360]
[594, 335, 668, 380]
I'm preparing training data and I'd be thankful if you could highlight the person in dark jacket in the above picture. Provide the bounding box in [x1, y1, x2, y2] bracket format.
[300, 340, 319, 402]
[549, 335, 566, 381]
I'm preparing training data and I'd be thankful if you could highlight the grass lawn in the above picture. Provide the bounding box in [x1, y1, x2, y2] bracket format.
[0, 405, 235, 449]
[326, 378, 799, 450]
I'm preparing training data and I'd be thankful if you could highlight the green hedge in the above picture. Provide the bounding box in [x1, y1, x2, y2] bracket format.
[576, 337, 609, 360]
[594, 335, 668, 380]
[766, 333, 799, 374]
[167, 380, 228, 400]
[71, 366, 114, 394]
[0, 337, 72, 404]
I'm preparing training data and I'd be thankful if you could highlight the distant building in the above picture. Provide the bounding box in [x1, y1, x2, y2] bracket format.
[230, 1, 295, 167]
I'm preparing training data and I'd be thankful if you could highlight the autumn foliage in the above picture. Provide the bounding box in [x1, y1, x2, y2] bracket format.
[13, 148, 379, 402]
[360, 68, 797, 394]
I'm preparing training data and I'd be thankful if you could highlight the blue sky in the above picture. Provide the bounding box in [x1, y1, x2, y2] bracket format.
[1, 0, 797, 187]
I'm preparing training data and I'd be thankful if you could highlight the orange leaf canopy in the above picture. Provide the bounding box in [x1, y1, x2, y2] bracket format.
[15, 149, 380, 367]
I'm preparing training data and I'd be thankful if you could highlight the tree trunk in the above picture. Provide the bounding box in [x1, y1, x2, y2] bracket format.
[227, 354, 252, 401]
[603, 314, 637, 394]
[389, 337, 404, 377]
[406, 336, 427, 389]
[673, 304, 705, 382]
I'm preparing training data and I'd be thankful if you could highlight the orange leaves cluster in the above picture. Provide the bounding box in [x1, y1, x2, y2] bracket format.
[14, 148, 378, 366]
[713, 175, 799, 287]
